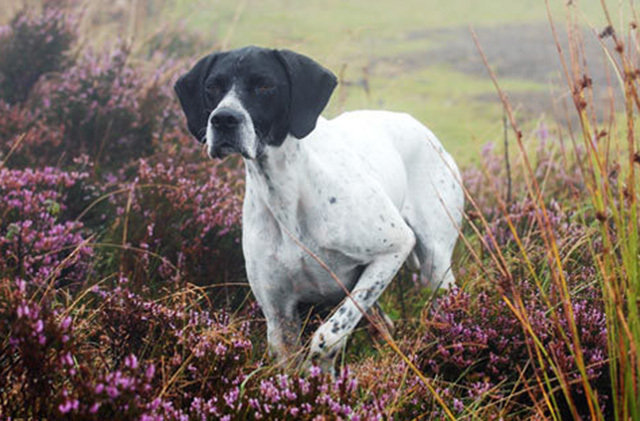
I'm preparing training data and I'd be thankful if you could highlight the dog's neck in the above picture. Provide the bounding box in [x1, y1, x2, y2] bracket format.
[246, 134, 306, 197]
[246, 117, 328, 191]
[244, 127, 324, 231]
[257, 135, 303, 174]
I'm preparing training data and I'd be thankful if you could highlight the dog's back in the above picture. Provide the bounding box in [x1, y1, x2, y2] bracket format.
[317, 110, 464, 289]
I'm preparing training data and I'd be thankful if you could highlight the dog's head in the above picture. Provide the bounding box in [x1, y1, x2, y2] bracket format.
[174, 46, 337, 159]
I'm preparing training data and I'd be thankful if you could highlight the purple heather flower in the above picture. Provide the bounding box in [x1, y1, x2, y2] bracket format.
[124, 354, 138, 370]
[106, 385, 120, 399]
[89, 402, 100, 414]
[309, 365, 322, 378]
[145, 364, 156, 380]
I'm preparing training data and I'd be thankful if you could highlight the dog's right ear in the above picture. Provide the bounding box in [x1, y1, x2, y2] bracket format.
[174, 53, 220, 143]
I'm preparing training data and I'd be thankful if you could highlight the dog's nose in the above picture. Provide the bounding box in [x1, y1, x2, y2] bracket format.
[210, 108, 244, 131]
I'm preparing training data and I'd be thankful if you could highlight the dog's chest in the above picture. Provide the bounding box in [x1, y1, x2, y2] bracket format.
[242, 181, 365, 302]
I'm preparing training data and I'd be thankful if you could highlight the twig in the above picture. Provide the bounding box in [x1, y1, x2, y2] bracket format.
[503, 111, 512, 204]
[0, 133, 26, 169]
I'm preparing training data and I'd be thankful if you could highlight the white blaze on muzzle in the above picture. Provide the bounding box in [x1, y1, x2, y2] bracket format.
[206, 85, 258, 159]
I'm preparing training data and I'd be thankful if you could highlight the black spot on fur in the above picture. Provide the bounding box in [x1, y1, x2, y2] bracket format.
[360, 290, 372, 302]
[318, 333, 326, 349]
[329, 197, 337, 204]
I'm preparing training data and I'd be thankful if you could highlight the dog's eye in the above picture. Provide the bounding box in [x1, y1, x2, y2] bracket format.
[206, 84, 222, 97]
[255, 85, 275, 95]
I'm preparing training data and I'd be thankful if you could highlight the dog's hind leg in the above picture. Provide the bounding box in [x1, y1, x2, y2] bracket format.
[401, 196, 461, 291]
[413, 233, 457, 290]
[401, 185, 463, 291]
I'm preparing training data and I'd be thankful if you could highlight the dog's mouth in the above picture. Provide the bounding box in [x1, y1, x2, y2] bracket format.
[208, 126, 264, 160]
[209, 138, 260, 160]
[209, 141, 237, 159]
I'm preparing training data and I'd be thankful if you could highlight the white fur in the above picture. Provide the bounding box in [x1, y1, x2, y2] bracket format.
[226, 108, 464, 371]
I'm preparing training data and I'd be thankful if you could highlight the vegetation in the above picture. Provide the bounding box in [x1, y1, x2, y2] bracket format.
[0, 1, 638, 419]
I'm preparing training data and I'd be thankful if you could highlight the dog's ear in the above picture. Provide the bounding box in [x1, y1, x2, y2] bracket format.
[174, 53, 220, 143]
[274, 49, 337, 139]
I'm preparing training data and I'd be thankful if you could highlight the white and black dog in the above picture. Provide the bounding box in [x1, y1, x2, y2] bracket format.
[174, 46, 463, 373]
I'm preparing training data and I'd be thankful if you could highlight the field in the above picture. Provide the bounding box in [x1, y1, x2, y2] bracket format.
[0, 0, 639, 419]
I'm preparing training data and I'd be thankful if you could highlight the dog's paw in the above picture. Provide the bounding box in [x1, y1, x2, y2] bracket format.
[305, 352, 337, 379]
[307, 330, 342, 377]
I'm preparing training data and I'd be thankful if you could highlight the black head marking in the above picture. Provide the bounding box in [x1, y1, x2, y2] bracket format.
[174, 46, 338, 156]
[174, 52, 222, 143]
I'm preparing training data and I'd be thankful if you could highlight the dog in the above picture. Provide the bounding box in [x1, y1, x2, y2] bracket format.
[174, 46, 464, 373]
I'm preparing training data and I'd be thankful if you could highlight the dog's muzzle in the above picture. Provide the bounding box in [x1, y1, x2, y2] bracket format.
[209, 108, 245, 158]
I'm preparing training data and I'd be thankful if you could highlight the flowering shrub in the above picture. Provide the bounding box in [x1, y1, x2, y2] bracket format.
[34, 44, 178, 168]
[419, 286, 607, 412]
[103, 158, 245, 305]
[96, 279, 252, 393]
[236, 367, 383, 420]
[0, 6, 76, 104]
[0, 100, 65, 168]
[0, 269, 387, 420]
[141, 365, 384, 420]
[57, 353, 159, 419]
[0, 4, 181, 170]
[0, 278, 79, 418]
[0, 166, 94, 285]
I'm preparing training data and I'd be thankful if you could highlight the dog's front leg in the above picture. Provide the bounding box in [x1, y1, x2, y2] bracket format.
[308, 227, 416, 374]
[261, 299, 302, 366]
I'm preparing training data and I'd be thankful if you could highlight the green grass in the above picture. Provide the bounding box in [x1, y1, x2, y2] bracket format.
[333, 64, 547, 162]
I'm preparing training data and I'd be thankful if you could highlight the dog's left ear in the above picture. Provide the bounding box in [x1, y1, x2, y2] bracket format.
[174, 53, 220, 143]
[274, 49, 337, 140]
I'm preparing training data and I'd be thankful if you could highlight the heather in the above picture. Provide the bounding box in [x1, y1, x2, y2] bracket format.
[0, 6, 75, 104]
[0, 2, 638, 420]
